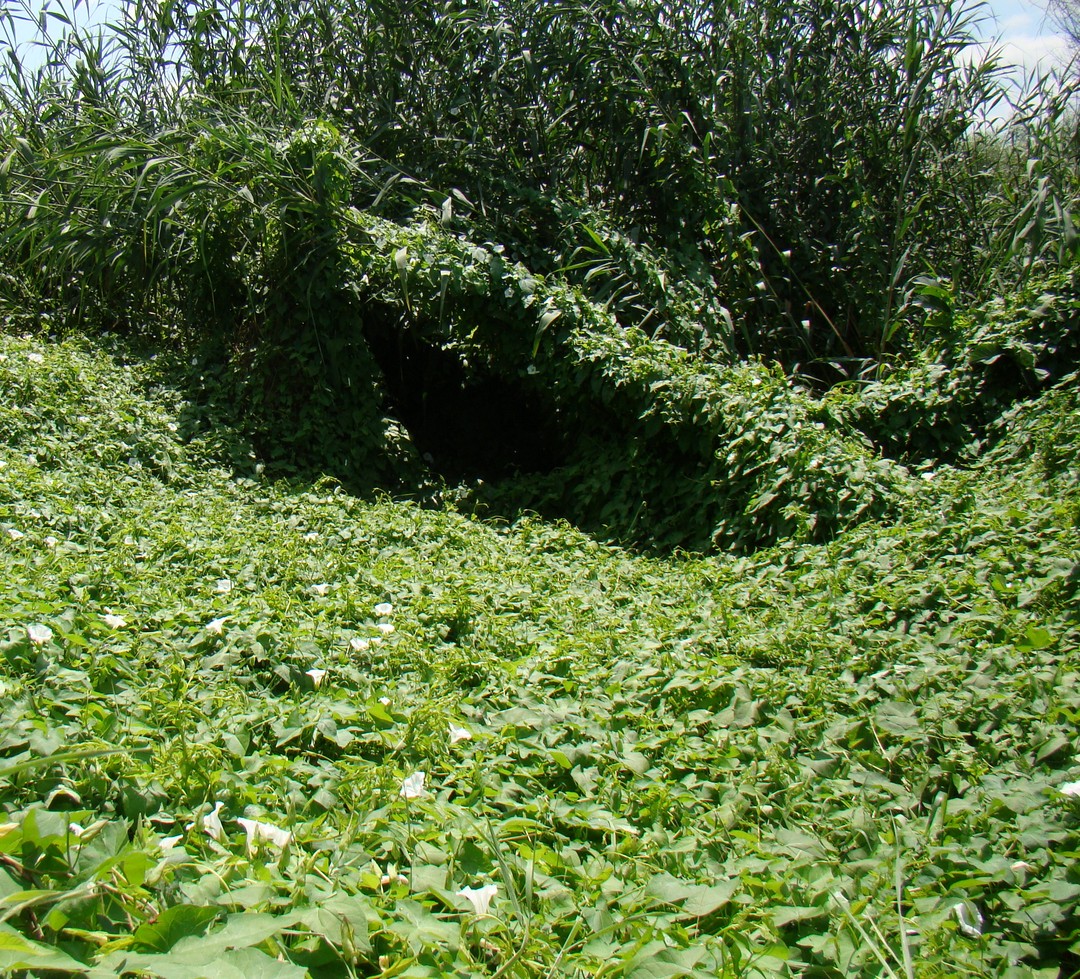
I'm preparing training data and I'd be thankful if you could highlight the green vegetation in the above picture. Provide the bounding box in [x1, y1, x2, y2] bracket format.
[1, 301, 1078, 977]
[1, 0, 1078, 546]
[1, 0, 1080, 974]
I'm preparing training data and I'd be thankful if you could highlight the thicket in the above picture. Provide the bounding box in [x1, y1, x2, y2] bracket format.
[2, 3, 1080, 975]
[1, 0, 1079, 553]
[0, 330, 1079, 977]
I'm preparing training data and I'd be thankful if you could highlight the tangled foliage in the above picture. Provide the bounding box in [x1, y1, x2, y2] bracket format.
[0, 0, 1079, 552]
[1, 332, 1079, 976]
[831, 267, 1080, 464]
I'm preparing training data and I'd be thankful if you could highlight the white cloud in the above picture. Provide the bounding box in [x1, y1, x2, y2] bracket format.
[964, 4, 1073, 117]
[977, 1, 1073, 80]
[997, 31, 1072, 77]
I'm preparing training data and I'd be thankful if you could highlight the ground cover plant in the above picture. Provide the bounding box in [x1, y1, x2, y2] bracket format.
[0, 320, 1079, 977]
[2, 0, 1080, 975]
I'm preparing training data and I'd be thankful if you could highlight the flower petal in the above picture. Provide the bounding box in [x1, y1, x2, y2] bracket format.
[374, 602, 394, 617]
[236, 817, 292, 852]
[194, 801, 225, 842]
[952, 902, 983, 938]
[457, 883, 498, 915]
[26, 623, 53, 645]
[400, 771, 426, 799]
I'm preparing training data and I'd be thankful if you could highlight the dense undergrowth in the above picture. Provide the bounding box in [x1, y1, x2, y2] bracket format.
[1, 0, 1079, 557]
[2, 0, 1080, 975]
[1, 315, 1079, 976]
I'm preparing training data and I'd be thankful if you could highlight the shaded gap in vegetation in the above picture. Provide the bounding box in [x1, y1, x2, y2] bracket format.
[363, 320, 568, 482]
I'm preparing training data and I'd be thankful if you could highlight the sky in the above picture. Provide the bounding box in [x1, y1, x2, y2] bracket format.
[983, 0, 1073, 78]
[1, 0, 1074, 82]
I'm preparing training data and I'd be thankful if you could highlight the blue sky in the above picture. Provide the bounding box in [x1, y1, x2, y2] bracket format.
[981, 0, 1071, 75]
[2, 0, 1073, 79]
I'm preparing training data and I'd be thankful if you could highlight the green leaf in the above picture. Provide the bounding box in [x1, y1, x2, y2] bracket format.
[198, 912, 300, 952]
[772, 906, 828, 928]
[646, 875, 736, 917]
[1036, 736, 1071, 764]
[1021, 625, 1054, 651]
[625, 943, 707, 978]
[99, 946, 308, 979]
[132, 904, 221, 952]
[0, 924, 87, 972]
[387, 900, 461, 949]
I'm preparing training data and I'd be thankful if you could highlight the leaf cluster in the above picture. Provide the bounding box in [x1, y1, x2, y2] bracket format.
[0, 327, 1078, 976]
[2, 0, 1078, 366]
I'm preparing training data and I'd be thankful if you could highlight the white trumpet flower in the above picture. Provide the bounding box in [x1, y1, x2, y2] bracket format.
[457, 883, 498, 915]
[400, 771, 426, 799]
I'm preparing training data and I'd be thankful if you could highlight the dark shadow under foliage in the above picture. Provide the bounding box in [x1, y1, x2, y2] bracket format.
[109, 258, 1080, 557]
[362, 320, 568, 482]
